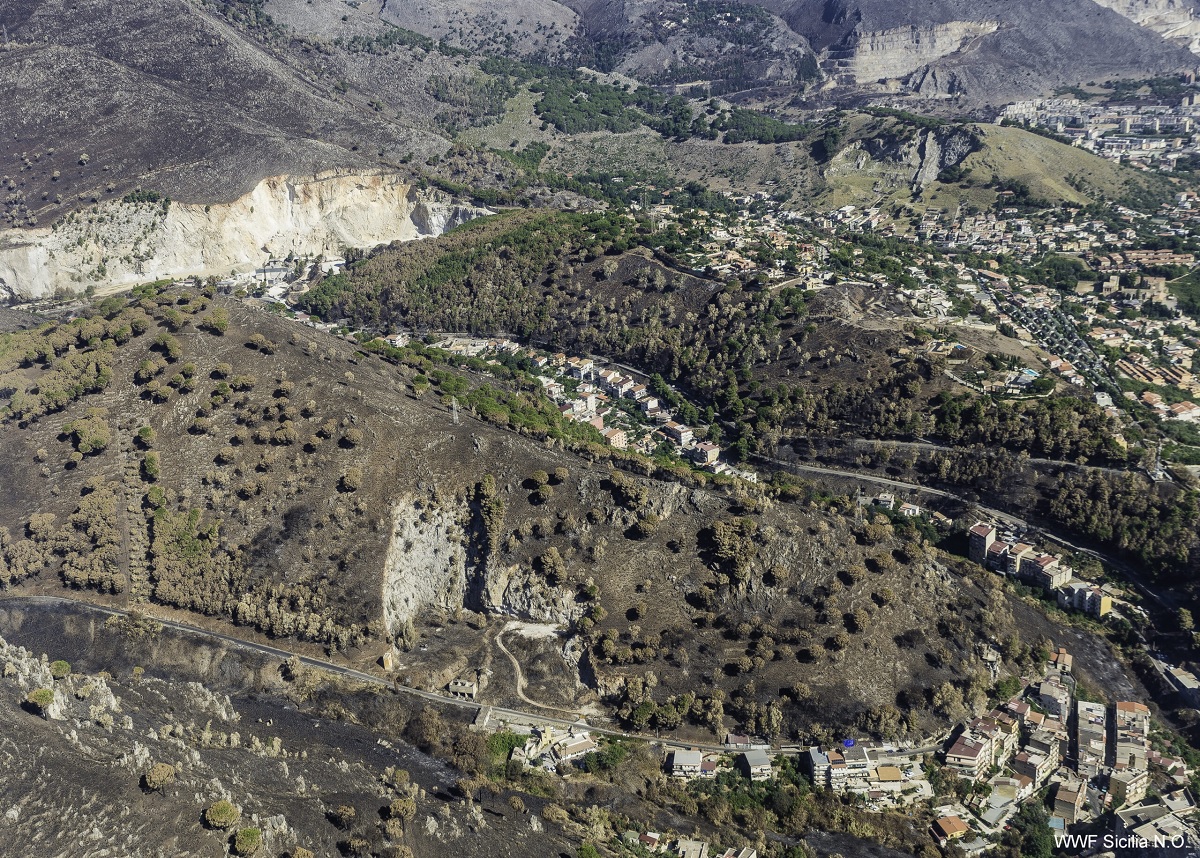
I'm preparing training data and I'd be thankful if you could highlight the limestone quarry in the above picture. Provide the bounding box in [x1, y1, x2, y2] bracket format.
[0, 171, 491, 300]
[824, 20, 1000, 86]
[1091, 0, 1200, 52]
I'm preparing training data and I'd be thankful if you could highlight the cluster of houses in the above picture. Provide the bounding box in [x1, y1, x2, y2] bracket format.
[1134, 389, 1200, 423]
[997, 95, 1200, 171]
[800, 744, 926, 803]
[530, 352, 759, 480]
[622, 831, 756, 858]
[666, 748, 772, 782]
[667, 735, 775, 782]
[632, 195, 824, 283]
[938, 645, 1197, 844]
[968, 522, 1115, 619]
[508, 726, 598, 772]
[864, 491, 953, 527]
[666, 735, 931, 808]
[406, 336, 754, 476]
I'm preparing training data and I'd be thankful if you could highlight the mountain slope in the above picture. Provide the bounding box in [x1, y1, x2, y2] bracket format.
[759, 0, 1198, 101]
[0, 0, 444, 227]
[556, 0, 1196, 103]
[0, 285, 1061, 743]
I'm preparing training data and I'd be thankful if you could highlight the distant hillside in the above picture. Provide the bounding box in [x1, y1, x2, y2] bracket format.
[559, 0, 1196, 104]
[818, 118, 1177, 213]
[760, 0, 1197, 102]
[0, 0, 449, 226]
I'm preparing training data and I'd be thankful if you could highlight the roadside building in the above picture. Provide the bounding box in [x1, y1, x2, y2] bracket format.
[739, 749, 772, 781]
[669, 749, 703, 778]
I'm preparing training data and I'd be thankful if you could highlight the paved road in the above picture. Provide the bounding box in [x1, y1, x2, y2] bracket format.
[0, 595, 738, 753]
[753, 453, 1174, 612]
[837, 435, 1132, 478]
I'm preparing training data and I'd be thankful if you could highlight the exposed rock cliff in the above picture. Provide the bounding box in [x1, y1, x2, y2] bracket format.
[828, 20, 999, 84]
[382, 498, 470, 639]
[474, 563, 583, 626]
[0, 171, 491, 301]
[772, 0, 1196, 103]
[381, 493, 584, 637]
[835, 125, 980, 191]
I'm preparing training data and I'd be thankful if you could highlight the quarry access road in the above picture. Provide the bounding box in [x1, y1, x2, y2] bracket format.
[0, 595, 735, 753]
[493, 624, 571, 715]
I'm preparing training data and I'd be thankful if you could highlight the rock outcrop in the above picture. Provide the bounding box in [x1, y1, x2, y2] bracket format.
[774, 0, 1196, 103]
[0, 171, 491, 301]
[1090, 0, 1200, 52]
[382, 493, 583, 635]
[849, 125, 980, 190]
[382, 498, 470, 638]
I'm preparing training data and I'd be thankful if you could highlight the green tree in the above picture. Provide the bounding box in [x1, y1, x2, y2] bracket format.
[49, 660, 71, 679]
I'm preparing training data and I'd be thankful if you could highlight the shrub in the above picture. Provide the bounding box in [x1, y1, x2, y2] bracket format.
[530, 469, 550, 487]
[143, 762, 176, 791]
[202, 308, 229, 334]
[388, 796, 416, 821]
[338, 838, 370, 857]
[631, 513, 660, 539]
[204, 799, 239, 829]
[340, 468, 362, 492]
[141, 452, 161, 482]
[329, 804, 357, 829]
[153, 333, 182, 361]
[341, 428, 364, 447]
[63, 409, 111, 455]
[49, 660, 71, 679]
[233, 827, 262, 856]
[25, 687, 54, 715]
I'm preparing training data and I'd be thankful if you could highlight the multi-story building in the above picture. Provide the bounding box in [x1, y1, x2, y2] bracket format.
[1054, 780, 1087, 824]
[1020, 553, 1072, 590]
[968, 523, 997, 565]
[1109, 768, 1149, 808]
[1060, 582, 1113, 618]
[1076, 701, 1107, 779]
[945, 733, 994, 781]
[1039, 676, 1072, 717]
[1013, 750, 1058, 786]
[1113, 701, 1152, 771]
